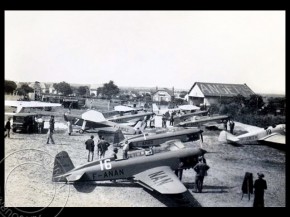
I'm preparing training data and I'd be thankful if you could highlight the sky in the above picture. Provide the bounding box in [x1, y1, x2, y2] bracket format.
[5, 11, 285, 94]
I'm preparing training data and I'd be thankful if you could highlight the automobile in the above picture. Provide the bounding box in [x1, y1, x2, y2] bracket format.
[12, 112, 38, 133]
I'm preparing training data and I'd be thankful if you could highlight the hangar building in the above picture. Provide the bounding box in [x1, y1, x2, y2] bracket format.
[186, 82, 255, 106]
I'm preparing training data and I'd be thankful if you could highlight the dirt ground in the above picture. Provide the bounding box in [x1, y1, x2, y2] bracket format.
[4, 112, 285, 207]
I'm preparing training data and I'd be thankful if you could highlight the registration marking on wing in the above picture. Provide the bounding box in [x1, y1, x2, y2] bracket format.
[148, 170, 173, 186]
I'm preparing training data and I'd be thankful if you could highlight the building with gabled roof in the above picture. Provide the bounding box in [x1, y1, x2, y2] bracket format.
[152, 87, 174, 102]
[187, 82, 255, 106]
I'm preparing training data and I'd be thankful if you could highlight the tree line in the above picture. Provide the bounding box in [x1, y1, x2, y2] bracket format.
[4, 80, 120, 98]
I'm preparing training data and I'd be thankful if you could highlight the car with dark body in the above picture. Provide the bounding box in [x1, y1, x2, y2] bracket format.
[12, 113, 38, 133]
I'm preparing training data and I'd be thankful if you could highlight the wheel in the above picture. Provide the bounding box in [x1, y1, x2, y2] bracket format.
[79, 129, 84, 134]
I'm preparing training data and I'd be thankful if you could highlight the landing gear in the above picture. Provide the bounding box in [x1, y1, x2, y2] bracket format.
[79, 129, 84, 134]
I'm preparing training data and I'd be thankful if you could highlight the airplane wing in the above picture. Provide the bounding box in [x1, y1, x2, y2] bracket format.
[133, 166, 187, 194]
[178, 105, 200, 111]
[114, 105, 136, 112]
[5, 100, 61, 108]
[82, 110, 107, 122]
[202, 122, 219, 127]
[160, 139, 186, 150]
[258, 133, 285, 145]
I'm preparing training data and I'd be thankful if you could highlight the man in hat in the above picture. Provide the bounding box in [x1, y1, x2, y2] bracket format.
[111, 148, 118, 160]
[85, 135, 95, 162]
[253, 173, 267, 207]
[98, 136, 111, 159]
[193, 156, 210, 193]
[47, 115, 55, 144]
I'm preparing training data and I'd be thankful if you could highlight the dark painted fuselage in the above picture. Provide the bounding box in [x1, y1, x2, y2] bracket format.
[120, 128, 202, 148]
[56, 148, 205, 182]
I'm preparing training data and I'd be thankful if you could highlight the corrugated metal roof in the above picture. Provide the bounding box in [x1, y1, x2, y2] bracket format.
[189, 82, 255, 97]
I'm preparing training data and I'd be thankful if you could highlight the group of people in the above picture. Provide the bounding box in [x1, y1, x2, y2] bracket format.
[85, 135, 117, 162]
[223, 119, 235, 134]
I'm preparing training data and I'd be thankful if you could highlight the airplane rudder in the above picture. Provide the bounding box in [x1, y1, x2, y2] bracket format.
[218, 131, 227, 142]
[52, 151, 74, 182]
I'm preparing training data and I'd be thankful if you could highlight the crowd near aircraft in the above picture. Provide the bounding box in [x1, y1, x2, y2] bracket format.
[52, 147, 207, 194]
[219, 124, 286, 145]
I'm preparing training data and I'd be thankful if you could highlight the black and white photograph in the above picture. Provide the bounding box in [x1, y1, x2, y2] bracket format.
[3, 10, 285, 210]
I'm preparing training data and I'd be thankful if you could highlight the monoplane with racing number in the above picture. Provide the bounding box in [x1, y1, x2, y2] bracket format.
[52, 147, 207, 194]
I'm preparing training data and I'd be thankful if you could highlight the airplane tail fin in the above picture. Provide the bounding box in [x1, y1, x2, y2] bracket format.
[152, 103, 160, 115]
[134, 120, 147, 134]
[173, 117, 181, 126]
[52, 151, 75, 182]
[218, 131, 239, 143]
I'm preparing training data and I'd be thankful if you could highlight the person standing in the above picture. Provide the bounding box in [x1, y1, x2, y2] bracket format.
[149, 114, 155, 128]
[253, 173, 267, 207]
[5, 118, 11, 138]
[35, 115, 44, 134]
[229, 120, 235, 134]
[223, 120, 228, 131]
[98, 136, 111, 159]
[123, 140, 129, 159]
[111, 148, 118, 160]
[46, 115, 55, 144]
[169, 112, 174, 126]
[85, 135, 95, 162]
[174, 161, 184, 181]
[162, 114, 167, 128]
[67, 120, 73, 136]
[193, 156, 210, 193]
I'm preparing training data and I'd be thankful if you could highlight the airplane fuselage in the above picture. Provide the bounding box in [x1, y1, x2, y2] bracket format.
[55, 148, 205, 182]
[177, 115, 229, 127]
[236, 124, 285, 144]
[108, 112, 154, 123]
[120, 128, 202, 148]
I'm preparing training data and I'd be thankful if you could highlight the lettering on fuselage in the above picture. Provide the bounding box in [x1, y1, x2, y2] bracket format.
[239, 135, 258, 142]
[113, 125, 131, 133]
[148, 171, 173, 186]
[104, 169, 124, 178]
[92, 169, 125, 180]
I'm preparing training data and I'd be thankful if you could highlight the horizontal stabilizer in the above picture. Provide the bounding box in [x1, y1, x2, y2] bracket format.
[218, 131, 239, 143]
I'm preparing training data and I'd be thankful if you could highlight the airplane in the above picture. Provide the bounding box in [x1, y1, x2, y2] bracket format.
[52, 147, 207, 194]
[5, 100, 62, 115]
[173, 110, 209, 124]
[114, 105, 144, 113]
[175, 115, 229, 129]
[107, 111, 155, 124]
[218, 124, 286, 145]
[117, 128, 203, 150]
[93, 105, 144, 119]
[64, 110, 149, 135]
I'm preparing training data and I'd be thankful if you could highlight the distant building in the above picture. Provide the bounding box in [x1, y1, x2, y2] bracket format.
[187, 82, 255, 106]
[152, 87, 174, 102]
[89, 84, 101, 96]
